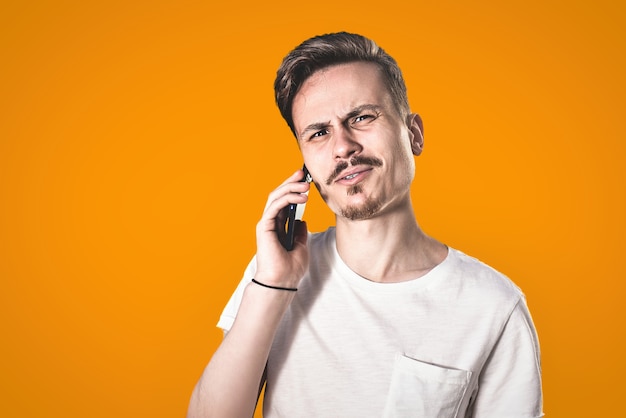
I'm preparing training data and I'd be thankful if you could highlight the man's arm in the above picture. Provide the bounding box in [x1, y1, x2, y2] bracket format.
[187, 170, 310, 418]
[471, 299, 544, 417]
[187, 283, 295, 417]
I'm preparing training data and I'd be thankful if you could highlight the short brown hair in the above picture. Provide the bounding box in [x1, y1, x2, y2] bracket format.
[274, 32, 410, 137]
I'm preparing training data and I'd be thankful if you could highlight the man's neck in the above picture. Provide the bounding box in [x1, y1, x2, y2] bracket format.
[334, 204, 447, 284]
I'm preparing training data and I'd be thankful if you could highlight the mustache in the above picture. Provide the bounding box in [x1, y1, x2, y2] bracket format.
[325, 155, 383, 185]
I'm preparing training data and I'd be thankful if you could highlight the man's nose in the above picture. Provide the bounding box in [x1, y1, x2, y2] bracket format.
[333, 127, 362, 160]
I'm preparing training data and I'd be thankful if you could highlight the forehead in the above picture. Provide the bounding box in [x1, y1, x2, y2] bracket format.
[292, 62, 393, 133]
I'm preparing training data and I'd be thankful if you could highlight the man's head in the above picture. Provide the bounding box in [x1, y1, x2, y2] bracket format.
[274, 32, 410, 137]
[274, 33, 423, 222]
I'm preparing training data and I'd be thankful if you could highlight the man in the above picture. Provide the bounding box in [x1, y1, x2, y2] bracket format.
[188, 32, 543, 417]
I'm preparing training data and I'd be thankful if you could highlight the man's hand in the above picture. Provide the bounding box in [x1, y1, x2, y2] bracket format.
[255, 169, 311, 289]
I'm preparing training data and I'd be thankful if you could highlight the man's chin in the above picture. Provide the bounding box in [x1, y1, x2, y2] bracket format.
[340, 199, 383, 221]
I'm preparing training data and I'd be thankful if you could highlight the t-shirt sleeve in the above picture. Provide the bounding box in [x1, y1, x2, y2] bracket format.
[471, 297, 544, 417]
[216, 256, 257, 332]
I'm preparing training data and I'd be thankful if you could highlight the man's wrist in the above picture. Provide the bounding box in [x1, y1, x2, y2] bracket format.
[251, 278, 298, 292]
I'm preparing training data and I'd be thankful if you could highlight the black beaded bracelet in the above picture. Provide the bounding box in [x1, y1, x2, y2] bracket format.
[251, 278, 298, 292]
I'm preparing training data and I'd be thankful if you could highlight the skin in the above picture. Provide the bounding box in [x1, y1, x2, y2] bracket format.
[187, 61, 447, 418]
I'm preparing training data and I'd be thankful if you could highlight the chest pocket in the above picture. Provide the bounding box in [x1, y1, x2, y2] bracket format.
[382, 354, 473, 418]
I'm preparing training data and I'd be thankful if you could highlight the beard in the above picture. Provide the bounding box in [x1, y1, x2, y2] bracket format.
[317, 155, 386, 220]
[340, 184, 383, 220]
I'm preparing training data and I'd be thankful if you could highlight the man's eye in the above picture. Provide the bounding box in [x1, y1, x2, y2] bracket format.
[311, 129, 328, 139]
[353, 114, 374, 123]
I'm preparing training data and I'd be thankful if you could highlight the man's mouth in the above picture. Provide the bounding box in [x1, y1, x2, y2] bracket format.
[335, 168, 373, 184]
[325, 156, 383, 185]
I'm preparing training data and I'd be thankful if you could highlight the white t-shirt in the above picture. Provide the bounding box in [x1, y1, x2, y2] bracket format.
[218, 228, 543, 417]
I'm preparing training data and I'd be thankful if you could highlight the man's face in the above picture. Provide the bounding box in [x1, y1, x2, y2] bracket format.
[292, 61, 423, 221]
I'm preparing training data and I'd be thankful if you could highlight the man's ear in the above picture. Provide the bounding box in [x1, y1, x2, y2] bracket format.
[407, 113, 424, 156]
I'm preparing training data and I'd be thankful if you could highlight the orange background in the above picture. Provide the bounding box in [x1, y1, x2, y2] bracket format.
[1, 1, 624, 416]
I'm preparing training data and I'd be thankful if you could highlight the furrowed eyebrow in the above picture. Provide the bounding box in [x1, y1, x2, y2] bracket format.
[299, 121, 331, 140]
[298, 104, 382, 140]
[343, 104, 382, 122]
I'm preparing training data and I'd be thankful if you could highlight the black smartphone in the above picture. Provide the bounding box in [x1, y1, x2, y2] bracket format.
[283, 165, 312, 251]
